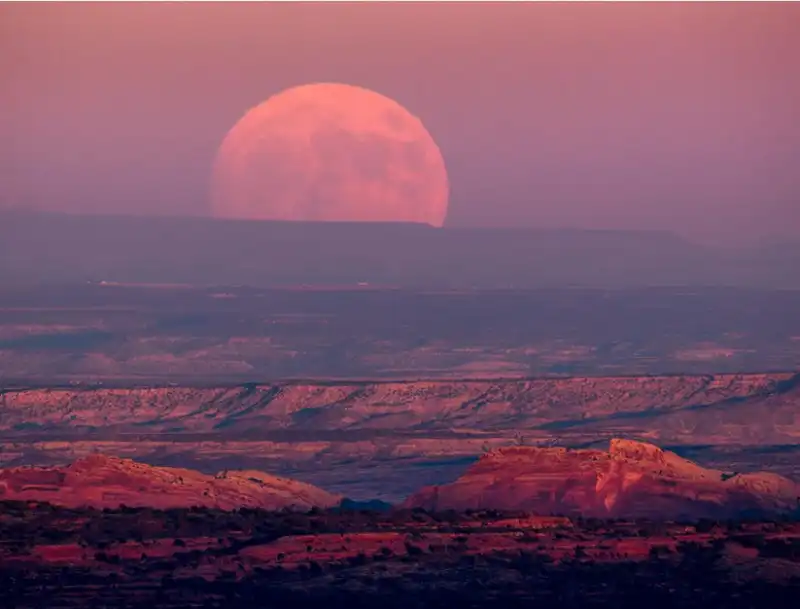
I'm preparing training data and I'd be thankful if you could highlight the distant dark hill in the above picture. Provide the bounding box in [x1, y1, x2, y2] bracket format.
[337, 498, 394, 512]
[1, 210, 796, 288]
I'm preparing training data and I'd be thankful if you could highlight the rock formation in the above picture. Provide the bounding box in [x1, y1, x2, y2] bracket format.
[0, 454, 341, 511]
[404, 439, 800, 520]
[2, 374, 795, 441]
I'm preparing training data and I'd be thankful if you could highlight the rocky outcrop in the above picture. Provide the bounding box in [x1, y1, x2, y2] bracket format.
[0, 454, 341, 511]
[403, 439, 800, 520]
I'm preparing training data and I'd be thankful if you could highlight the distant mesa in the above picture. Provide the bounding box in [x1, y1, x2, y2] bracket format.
[404, 439, 800, 520]
[2, 208, 799, 289]
[0, 454, 341, 511]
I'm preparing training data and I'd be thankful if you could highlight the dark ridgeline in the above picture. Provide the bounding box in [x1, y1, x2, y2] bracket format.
[2, 209, 798, 289]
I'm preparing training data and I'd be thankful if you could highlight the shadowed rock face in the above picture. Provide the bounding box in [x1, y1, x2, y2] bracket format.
[0, 454, 342, 511]
[404, 439, 800, 520]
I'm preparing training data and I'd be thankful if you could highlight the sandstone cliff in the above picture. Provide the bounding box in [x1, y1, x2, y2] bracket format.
[2, 374, 798, 503]
[0, 454, 341, 510]
[403, 439, 800, 519]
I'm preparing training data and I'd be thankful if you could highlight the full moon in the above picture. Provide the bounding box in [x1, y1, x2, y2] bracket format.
[210, 83, 449, 226]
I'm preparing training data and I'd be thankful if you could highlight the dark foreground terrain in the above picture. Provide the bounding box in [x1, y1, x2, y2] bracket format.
[1, 502, 799, 608]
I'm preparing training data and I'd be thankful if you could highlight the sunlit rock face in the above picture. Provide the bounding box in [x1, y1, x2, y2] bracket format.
[404, 439, 800, 520]
[0, 454, 342, 511]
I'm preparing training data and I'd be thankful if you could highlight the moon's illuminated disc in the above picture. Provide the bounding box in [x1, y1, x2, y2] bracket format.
[210, 83, 449, 226]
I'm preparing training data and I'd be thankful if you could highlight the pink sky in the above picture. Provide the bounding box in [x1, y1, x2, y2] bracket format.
[2, 2, 799, 244]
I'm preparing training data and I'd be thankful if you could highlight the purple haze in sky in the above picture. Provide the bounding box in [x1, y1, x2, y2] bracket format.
[2, 2, 799, 244]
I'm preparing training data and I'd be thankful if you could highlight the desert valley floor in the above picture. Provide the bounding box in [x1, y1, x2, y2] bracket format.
[1, 286, 799, 605]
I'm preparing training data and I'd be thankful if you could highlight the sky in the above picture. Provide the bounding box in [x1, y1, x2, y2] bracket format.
[2, 2, 799, 245]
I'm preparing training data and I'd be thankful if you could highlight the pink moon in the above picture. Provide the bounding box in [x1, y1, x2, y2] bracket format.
[210, 82, 450, 227]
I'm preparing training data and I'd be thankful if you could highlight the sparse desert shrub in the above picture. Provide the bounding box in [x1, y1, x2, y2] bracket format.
[404, 542, 425, 556]
[758, 538, 800, 560]
[649, 545, 672, 559]
[348, 552, 369, 566]
[695, 519, 720, 534]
